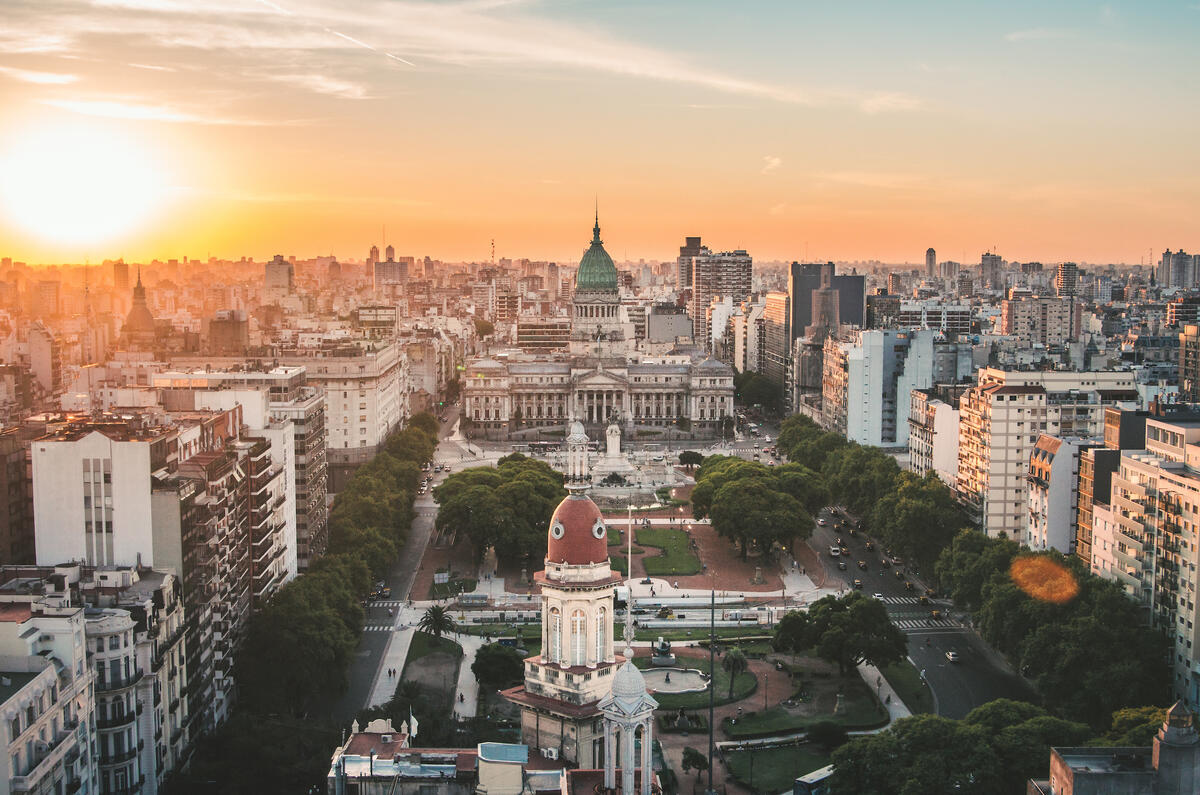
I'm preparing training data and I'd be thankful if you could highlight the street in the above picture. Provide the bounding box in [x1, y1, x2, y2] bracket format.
[806, 507, 1035, 719]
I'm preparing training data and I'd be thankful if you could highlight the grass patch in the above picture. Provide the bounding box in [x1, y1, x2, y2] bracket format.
[607, 527, 623, 547]
[634, 656, 756, 710]
[880, 659, 934, 714]
[723, 672, 888, 739]
[429, 577, 477, 600]
[405, 630, 464, 664]
[611, 556, 628, 575]
[724, 743, 830, 794]
[637, 527, 702, 576]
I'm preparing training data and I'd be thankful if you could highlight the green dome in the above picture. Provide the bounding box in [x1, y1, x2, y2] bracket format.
[576, 215, 618, 292]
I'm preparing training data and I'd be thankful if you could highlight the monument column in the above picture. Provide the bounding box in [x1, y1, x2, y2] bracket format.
[640, 720, 653, 795]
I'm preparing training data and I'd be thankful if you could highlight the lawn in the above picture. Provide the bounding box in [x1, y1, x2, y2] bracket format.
[634, 655, 756, 710]
[405, 630, 463, 663]
[880, 659, 934, 714]
[637, 527, 702, 576]
[611, 555, 628, 575]
[724, 743, 830, 794]
[723, 670, 888, 739]
[429, 577, 477, 600]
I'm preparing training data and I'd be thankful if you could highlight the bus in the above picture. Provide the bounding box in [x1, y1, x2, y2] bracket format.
[795, 764, 834, 795]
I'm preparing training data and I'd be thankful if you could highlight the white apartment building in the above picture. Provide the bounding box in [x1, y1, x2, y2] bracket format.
[822, 329, 973, 448]
[956, 369, 1137, 538]
[1025, 435, 1095, 554]
[730, 301, 765, 375]
[908, 389, 961, 486]
[0, 589, 95, 795]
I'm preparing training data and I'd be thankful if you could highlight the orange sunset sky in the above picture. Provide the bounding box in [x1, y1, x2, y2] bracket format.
[1, 0, 1198, 265]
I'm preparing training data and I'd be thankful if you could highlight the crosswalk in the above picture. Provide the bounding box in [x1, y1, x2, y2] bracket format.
[368, 601, 405, 608]
[881, 596, 931, 606]
[891, 617, 962, 631]
[363, 624, 397, 632]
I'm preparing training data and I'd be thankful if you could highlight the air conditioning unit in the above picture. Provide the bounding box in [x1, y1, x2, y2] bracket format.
[381, 734, 392, 743]
[544, 747, 559, 760]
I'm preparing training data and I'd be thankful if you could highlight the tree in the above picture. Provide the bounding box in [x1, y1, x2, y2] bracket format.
[1092, 706, 1166, 746]
[829, 714, 1003, 795]
[443, 376, 462, 404]
[474, 318, 495, 338]
[869, 471, 965, 574]
[771, 610, 811, 658]
[471, 643, 525, 691]
[709, 479, 808, 559]
[737, 373, 781, 411]
[722, 647, 748, 699]
[806, 592, 907, 675]
[418, 605, 456, 640]
[934, 529, 1020, 608]
[774, 463, 831, 515]
[678, 450, 704, 471]
[681, 747, 709, 778]
[807, 720, 848, 751]
[409, 411, 440, 439]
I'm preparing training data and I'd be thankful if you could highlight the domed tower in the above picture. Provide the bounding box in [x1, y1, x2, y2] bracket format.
[572, 212, 624, 344]
[503, 425, 622, 768]
[119, 268, 157, 351]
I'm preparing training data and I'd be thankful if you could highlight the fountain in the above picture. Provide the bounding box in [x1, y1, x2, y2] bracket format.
[650, 636, 677, 667]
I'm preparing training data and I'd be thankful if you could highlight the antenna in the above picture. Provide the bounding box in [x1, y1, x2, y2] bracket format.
[491, 239, 495, 265]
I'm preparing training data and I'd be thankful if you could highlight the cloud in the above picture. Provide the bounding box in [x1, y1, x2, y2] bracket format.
[127, 62, 175, 72]
[761, 156, 782, 174]
[0, 66, 78, 84]
[768, 203, 787, 216]
[859, 91, 923, 114]
[39, 98, 275, 125]
[1004, 28, 1075, 42]
[3, 0, 917, 115]
[269, 73, 369, 99]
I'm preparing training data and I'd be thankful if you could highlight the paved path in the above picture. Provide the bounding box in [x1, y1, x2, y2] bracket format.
[451, 633, 487, 719]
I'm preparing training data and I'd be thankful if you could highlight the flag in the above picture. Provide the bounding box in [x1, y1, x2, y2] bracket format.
[409, 708, 419, 739]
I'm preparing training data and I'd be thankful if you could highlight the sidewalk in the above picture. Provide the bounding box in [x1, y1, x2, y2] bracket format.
[452, 633, 487, 719]
[366, 623, 416, 708]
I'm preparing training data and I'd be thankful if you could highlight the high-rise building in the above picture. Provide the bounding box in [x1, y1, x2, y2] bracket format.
[786, 262, 865, 337]
[956, 369, 1137, 538]
[689, 249, 752, 351]
[822, 329, 972, 448]
[0, 427, 33, 565]
[31, 280, 60, 318]
[888, 272, 904, 296]
[1054, 261, 1079, 297]
[980, 252, 1003, 290]
[113, 259, 130, 292]
[908, 387, 965, 487]
[926, 248, 936, 279]
[676, 236, 702, 289]
[1182, 325, 1200, 402]
[761, 291, 790, 390]
[1159, 249, 1195, 289]
[263, 253, 295, 297]
[1025, 435, 1096, 554]
[367, 245, 379, 266]
[1075, 407, 1147, 567]
[999, 296, 1081, 347]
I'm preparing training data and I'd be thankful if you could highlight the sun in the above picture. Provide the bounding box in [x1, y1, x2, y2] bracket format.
[0, 125, 167, 246]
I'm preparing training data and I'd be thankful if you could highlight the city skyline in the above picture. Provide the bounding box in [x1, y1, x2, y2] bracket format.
[1, 1, 1198, 264]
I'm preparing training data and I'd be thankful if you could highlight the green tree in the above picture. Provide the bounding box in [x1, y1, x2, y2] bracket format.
[418, 605, 456, 640]
[806, 592, 907, 675]
[869, 471, 965, 574]
[721, 647, 748, 699]
[409, 411, 440, 439]
[821, 444, 899, 520]
[1093, 706, 1166, 746]
[771, 610, 811, 658]
[934, 529, 1020, 608]
[471, 643, 525, 691]
[678, 450, 704, 471]
[443, 376, 461, 404]
[681, 747, 709, 778]
[774, 463, 831, 515]
[474, 318, 495, 338]
[709, 478, 808, 559]
[807, 720, 849, 751]
[829, 714, 1003, 795]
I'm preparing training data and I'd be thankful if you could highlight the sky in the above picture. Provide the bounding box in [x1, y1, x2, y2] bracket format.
[0, 0, 1198, 266]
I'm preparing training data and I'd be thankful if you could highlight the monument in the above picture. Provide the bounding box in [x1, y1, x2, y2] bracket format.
[591, 413, 639, 485]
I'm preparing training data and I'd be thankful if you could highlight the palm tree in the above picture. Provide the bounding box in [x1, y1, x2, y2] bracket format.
[418, 605, 456, 641]
[722, 646, 748, 699]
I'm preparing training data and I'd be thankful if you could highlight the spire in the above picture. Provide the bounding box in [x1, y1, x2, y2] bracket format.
[136, 266, 142, 288]
[593, 201, 601, 244]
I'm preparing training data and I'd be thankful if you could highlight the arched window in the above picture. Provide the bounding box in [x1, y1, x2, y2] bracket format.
[549, 608, 562, 664]
[571, 609, 586, 666]
[596, 607, 607, 662]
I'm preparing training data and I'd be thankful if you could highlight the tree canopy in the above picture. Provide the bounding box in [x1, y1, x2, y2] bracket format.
[471, 643, 525, 692]
[800, 593, 907, 675]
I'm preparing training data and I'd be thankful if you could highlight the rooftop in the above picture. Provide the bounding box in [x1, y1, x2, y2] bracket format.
[0, 671, 40, 710]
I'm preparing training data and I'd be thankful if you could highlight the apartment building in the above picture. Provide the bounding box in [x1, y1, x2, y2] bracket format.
[0, 428, 33, 567]
[689, 249, 752, 352]
[896, 301, 972, 336]
[276, 341, 408, 491]
[822, 329, 973, 448]
[1025, 435, 1096, 554]
[908, 388, 965, 486]
[729, 301, 765, 375]
[1075, 408, 1148, 567]
[998, 296, 1081, 348]
[956, 369, 1137, 538]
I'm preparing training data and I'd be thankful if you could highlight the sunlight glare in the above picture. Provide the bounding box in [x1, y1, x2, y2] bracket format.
[0, 125, 166, 246]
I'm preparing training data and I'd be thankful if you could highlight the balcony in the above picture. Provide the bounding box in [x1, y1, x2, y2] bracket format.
[96, 670, 144, 693]
[99, 745, 138, 766]
[110, 775, 146, 795]
[11, 731, 75, 791]
[97, 710, 136, 730]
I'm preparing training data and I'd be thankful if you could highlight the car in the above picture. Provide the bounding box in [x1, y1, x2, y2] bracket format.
[894, 570, 903, 579]
[835, 537, 844, 545]
[880, 558, 892, 568]
[380, 587, 391, 598]
[837, 561, 847, 570]
[857, 560, 868, 570]
[905, 581, 914, 591]
[828, 546, 841, 557]
[865, 541, 875, 551]
[853, 579, 863, 589]
[818, 518, 830, 526]
[873, 593, 884, 599]
[919, 596, 930, 605]
[931, 609, 943, 620]
[839, 546, 849, 556]
[945, 650, 961, 663]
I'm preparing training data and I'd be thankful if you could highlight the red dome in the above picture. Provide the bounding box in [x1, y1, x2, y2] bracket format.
[546, 494, 609, 566]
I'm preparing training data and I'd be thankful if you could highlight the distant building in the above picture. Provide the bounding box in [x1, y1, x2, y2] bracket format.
[926, 247, 936, 279]
[263, 254, 295, 298]
[676, 236, 702, 289]
[999, 296, 1081, 348]
[516, 319, 571, 353]
[1055, 261, 1079, 297]
[689, 248, 752, 351]
[206, 309, 249, 355]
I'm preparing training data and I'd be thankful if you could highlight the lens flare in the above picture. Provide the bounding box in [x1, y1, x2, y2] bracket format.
[1010, 555, 1080, 604]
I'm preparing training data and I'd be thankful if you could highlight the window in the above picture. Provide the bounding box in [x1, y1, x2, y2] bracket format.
[571, 610, 586, 666]
[549, 609, 562, 664]
[596, 608, 606, 661]
[10, 717, 19, 740]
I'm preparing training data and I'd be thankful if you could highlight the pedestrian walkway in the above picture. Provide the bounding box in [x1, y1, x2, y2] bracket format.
[365, 606, 422, 708]
[858, 660, 912, 722]
[452, 633, 487, 720]
[892, 617, 963, 631]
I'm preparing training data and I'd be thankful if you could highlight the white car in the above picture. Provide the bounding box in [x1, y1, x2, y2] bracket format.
[828, 546, 841, 557]
[945, 650, 961, 663]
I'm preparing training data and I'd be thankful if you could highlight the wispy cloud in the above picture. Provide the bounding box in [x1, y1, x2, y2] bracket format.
[1004, 28, 1075, 42]
[859, 91, 923, 114]
[761, 156, 782, 175]
[4, 0, 918, 115]
[0, 66, 78, 84]
[39, 98, 274, 125]
[269, 73, 369, 99]
[127, 62, 175, 72]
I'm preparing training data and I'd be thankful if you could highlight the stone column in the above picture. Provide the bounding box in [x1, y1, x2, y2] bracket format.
[640, 719, 653, 795]
[603, 723, 615, 790]
[622, 722, 636, 795]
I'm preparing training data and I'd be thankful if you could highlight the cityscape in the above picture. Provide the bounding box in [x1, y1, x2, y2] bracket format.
[2, 2, 1200, 795]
